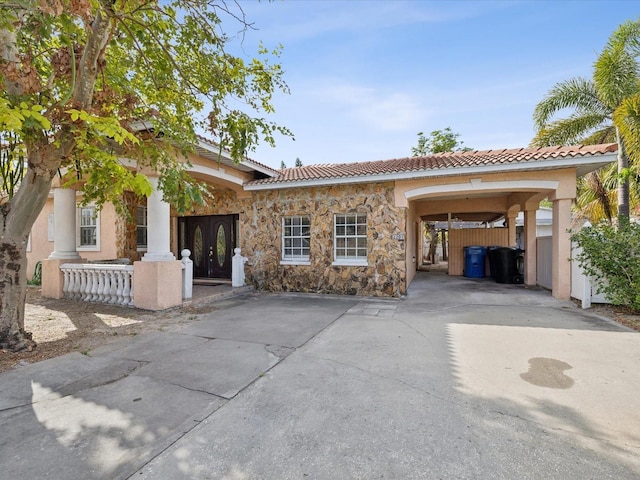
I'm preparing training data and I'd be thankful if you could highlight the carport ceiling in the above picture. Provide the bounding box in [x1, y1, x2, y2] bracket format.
[421, 212, 505, 223]
[415, 191, 509, 223]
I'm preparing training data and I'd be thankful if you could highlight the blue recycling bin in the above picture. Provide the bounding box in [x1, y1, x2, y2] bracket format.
[464, 246, 487, 278]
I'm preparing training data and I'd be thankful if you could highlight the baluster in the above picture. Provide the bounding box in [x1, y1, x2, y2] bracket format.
[108, 270, 118, 304]
[78, 269, 87, 301]
[80, 269, 87, 301]
[101, 270, 110, 303]
[62, 268, 70, 298]
[89, 270, 99, 301]
[121, 268, 131, 306]
[96, 270, 105, 302]
[71, 269, 80, 300]
[85, 269, 93, 301]
[128, 269, 135, 307]
[115, 270, 124, 305]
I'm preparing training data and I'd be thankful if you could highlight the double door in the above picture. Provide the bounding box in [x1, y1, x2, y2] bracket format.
[181, 215, 237, 279]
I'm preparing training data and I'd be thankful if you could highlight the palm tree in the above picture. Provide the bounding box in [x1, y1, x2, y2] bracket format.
[532, 19, 640, 223]
[574, 165, 616, 223]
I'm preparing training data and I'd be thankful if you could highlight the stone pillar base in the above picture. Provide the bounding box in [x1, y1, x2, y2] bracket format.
[41, 258, 84, 299]
[133, 260, 182, 310]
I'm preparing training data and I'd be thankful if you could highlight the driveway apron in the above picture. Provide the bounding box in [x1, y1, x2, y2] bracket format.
[1, 273, 639, 479]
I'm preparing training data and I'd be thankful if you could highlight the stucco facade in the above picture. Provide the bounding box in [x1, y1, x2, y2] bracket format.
[27, 196, 121, 279]
[30, 141, 618, 306]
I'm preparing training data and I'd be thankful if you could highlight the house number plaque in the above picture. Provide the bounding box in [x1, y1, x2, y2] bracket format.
[391, 233, 405, 241]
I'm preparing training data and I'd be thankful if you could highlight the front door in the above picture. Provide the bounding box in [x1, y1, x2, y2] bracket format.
[181, 215, 236, 279]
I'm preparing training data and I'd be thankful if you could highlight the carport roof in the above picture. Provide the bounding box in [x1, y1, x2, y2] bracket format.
[244, 143, 617, 190]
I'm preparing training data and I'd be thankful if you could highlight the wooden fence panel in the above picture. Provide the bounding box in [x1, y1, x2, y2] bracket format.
[448, 228, 509, 276]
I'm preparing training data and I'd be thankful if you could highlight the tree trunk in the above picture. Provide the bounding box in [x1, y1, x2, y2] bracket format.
[616, 129, 630, 223]
[442, 230, 448, 261]
[428, 225, 438, 264]
[0, 163, 60, 351]
[0, 231, 32, 351]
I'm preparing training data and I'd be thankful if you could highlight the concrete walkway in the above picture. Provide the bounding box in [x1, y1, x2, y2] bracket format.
[1, 272, 638, 479]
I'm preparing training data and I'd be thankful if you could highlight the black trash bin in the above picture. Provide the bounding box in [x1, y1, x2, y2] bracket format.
[493, 247, 524, 284]
[486, 246, 500, 278]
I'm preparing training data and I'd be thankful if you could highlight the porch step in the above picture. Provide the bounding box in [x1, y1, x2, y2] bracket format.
[193, 278, 232, 286]
[183, 284, 253, 308]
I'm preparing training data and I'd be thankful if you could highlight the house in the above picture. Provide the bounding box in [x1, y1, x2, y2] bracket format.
[493, 206, 553, 249]
[28, 139, 618, 309]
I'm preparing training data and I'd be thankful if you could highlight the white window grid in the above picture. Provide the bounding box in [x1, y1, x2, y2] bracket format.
[334, 214, 367, 260]
[78, 205, 97, 247]
[136, 205, 148, 249]
[282, 215, 311, 261]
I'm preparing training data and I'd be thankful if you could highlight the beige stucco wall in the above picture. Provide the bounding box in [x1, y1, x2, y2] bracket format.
[405, 200, 418, 287]
[394, 168, 577, 207]
[26, 197, 120, 279]
[27, 199, 53, 279]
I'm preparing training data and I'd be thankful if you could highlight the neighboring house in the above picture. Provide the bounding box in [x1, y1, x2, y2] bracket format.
[494, 206, 553, 249]
[29, 140, 618, 309]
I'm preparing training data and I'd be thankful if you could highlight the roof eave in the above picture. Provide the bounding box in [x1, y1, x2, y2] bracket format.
[243, 152, 618, 191]
[194, 138, 278, 177]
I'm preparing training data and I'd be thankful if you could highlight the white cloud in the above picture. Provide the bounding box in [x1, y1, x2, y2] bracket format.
[239, 0, 511, 44]
[314, 81, 428, 131]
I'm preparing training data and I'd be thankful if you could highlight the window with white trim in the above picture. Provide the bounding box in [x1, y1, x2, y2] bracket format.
[334, 213, 367, 265]
[77, 205, 100, 250]
[282, 215, 310, 263]
[136, 205, 148, 250]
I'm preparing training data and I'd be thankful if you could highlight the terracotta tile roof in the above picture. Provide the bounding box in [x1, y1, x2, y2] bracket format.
[194, 134, 279, 175]
[247, 143, 618, 187]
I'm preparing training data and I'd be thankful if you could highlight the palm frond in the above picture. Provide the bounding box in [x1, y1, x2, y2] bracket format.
[614, 94, 640, 165]
[606, 19, 640, 56]
[533, 77, 608, 129]
[595, 46, 640, 109]
[599, 161, 621, 191]
[530, 113, 609, 147]
[580, 127, 617, 145]
[577, 170, 614, 222]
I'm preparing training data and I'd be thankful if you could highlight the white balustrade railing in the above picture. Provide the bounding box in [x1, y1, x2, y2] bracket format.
[60, 263, 134, 306]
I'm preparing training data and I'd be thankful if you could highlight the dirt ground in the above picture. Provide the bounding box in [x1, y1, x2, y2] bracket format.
[1, 286, 639, 374]
[0, 287, 218, 373]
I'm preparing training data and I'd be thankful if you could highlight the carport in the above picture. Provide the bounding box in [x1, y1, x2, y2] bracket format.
[395, 144, 618, 300]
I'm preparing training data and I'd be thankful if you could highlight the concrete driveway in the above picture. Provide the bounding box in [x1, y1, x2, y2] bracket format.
[1, 272, 638, 479]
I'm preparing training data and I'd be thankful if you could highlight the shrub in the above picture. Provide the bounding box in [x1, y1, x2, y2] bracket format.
[571, 221, 640, 311]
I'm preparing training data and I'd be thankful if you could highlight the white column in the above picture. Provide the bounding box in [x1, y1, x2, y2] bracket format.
[142, 176, 175, 262]
[48, 188, 81, 260]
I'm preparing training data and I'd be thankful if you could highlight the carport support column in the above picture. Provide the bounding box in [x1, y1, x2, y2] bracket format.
[133, 176, 182, 310]
[551, 198, 572, 299]
[523, 208, 537, 286]
[507, 212, 517, 246]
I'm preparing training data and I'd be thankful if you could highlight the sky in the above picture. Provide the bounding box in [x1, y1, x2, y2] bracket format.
[226, 0, 639, 170]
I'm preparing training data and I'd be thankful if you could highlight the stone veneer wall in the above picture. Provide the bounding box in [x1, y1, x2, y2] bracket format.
[243, 182, 407, 297]
[116, 191, 146, 262]
[171, 181, 407, 297]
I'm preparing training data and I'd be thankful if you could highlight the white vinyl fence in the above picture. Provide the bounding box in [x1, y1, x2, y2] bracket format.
[537, 235, 610, 309]
[570, 242, 610, 309]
